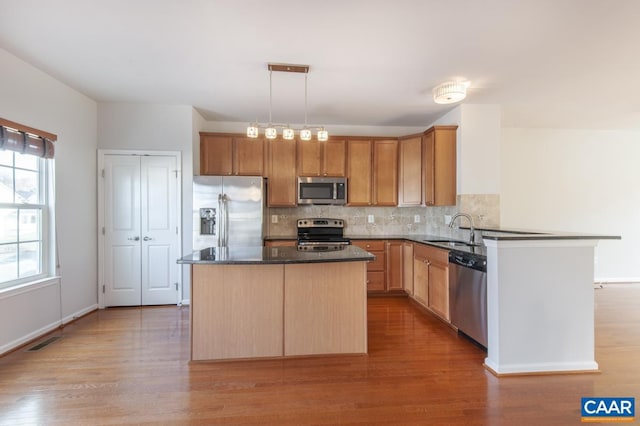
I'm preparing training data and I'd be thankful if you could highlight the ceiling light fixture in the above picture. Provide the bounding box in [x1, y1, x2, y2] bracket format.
[432, 80, 470, 104]
[247, 63, 328, 141]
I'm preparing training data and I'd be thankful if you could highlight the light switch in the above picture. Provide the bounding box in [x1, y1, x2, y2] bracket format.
[271, 215, 278, 224]
[414, 215, 420, 223]
[367, 215, 375, 224]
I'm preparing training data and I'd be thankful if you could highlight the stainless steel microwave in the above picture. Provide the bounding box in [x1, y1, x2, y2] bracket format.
[297, 177, 347, 205]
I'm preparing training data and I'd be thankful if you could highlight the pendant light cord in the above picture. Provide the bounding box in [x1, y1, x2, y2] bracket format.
[304, 74, 308, 126]
[269, 69, 273, 124]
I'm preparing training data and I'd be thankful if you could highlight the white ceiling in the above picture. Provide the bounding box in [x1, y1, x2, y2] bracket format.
[1, 0, 640, 130]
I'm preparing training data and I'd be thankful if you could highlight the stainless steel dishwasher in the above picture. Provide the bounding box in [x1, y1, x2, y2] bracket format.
[449, 251, 487, 348]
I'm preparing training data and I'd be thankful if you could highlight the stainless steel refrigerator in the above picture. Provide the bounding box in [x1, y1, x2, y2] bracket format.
[192, 176, 266, 250]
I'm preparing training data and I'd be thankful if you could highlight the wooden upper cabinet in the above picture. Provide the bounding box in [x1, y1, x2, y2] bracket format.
[297, 139, 346, 177]
[398, 135, 423, 206]
[234, 137, 265, 176]
[423, 126, 457, 206]
[322, 139, 346, 177]
[200, 133, 265, 176]
[200, 134, 233, 175]
[297, 140, 322, 176]
[267, 137, 297, 207]
[372, 139, 398, 206]
[347, 139, 398, 206]
[346, 139, 373, 206]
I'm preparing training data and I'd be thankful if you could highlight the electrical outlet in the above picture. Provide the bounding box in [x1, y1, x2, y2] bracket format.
[271, 215, 278, 224]
[414, 215, 420, 223]
[444, 215, 452, 225]
[367, 215, 375, 224]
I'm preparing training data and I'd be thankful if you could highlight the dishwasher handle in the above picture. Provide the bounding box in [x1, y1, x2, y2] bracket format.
[449, 252, 487, 272]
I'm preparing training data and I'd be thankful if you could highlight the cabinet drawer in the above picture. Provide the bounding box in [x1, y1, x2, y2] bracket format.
[413, 243, 449, 264]
[352, 240, 385, 251]
[366, 271, 385, 292]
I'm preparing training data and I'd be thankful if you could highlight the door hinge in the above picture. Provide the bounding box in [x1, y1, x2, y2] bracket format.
[102, 227, 105, 235]
[101, 169, 105, 178]
[176, 226, 179, 235]
[174, 170, 179, 178]
[102, 285, 105, 293]
[174, 282, 179, 291]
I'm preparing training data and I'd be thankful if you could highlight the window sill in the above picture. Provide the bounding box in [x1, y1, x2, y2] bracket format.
[0, 276, 61, 300]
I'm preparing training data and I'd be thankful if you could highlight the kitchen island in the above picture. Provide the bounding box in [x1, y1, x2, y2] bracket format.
[178, 245, 374, 361]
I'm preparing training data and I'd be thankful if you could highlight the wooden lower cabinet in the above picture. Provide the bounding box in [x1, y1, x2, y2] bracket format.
[385, 240, 404, 291]
[412, 243, 450, 322]
[353, 239, 406, 294]
[402, 242, 414, 294]
[352, 240, 385, 292]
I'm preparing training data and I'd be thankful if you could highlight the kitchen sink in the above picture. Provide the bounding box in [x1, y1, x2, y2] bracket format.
[423, 239, 483, 248]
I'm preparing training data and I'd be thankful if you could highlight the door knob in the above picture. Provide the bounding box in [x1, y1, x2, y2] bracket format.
[143, 236, 154, 241]
[128, 236, 140, 241]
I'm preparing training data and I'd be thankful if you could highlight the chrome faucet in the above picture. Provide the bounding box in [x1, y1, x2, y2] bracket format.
[449, 213, 475, 245]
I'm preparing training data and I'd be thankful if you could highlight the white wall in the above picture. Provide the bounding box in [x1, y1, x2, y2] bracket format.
[0, 48, 98, 354]
[501, 128, 639, 281]
[459, 105, 501, 195]
[97, 103, 195, 303]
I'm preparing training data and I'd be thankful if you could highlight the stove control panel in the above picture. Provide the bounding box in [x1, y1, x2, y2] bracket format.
[297, 218, 344, 228]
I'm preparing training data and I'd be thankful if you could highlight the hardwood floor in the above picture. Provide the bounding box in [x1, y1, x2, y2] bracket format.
[1, 285, 639, 425]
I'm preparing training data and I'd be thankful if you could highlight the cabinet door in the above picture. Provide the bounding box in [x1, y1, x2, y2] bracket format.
[428, 261, 450, 321]
[323, 139, 346, 177]
[424, 127, 456, 206]
[297, 140, 322, 176]
[402, 242, 414, 295]
[413, 256, 429, 307]
[398, 136, 422, 206]
[386, 241, 403, 291]
[267, 138, 297, 207]
[201, 135, 233, 175]
[234, 137, 265, 176]
[346, 139, 372, 206]
[372, 139, 398, 206]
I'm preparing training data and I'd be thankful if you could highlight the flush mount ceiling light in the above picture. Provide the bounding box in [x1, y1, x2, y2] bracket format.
[247, 63, 328, 141]
[432, 80, 470, 104]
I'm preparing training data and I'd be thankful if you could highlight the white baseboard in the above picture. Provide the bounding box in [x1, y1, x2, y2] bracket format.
[180, 298, 190, 306]
[61, 304, 98, 325]
[594, 277, 640, 284]
[1, 304, 99, 356]
[0, 320, 62, 356]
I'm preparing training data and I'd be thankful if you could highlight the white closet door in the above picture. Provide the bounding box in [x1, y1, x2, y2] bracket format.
[102, 154, 179, 307]
[140, 155, 179, 305]
[103, 155, 142, 306]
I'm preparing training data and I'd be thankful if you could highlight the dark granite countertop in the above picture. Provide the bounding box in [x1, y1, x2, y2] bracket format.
[264, 227, 619, 260]
[178, 245, 375, 265]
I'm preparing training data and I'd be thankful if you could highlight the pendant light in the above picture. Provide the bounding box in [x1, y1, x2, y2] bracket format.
[247, 63, 328, 141]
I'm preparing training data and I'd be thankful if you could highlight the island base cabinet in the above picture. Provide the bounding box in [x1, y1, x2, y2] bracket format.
[191, 264, 284, 361]
[284, 262, 368, 356]
[189, 261, 368, 361]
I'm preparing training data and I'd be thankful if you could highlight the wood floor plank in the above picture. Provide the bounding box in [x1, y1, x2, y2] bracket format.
[0, 286, 639, 425]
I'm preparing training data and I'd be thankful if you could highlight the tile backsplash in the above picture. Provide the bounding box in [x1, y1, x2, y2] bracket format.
[267, 193, 500, 239]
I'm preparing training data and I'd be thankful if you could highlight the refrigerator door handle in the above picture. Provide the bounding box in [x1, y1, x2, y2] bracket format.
[223, 194, 229, 247]
[217, 193, 223, 247]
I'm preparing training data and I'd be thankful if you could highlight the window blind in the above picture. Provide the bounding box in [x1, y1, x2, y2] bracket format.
[0, 118, 57, 159]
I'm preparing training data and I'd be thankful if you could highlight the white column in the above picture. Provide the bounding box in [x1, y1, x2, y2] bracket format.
[484, 238, 599, 375]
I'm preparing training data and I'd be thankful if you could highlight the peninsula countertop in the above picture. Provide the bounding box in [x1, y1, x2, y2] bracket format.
[178, 245, 375, 265]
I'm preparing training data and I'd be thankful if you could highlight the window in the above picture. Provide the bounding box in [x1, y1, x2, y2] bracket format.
[0, 150, 50, 289]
